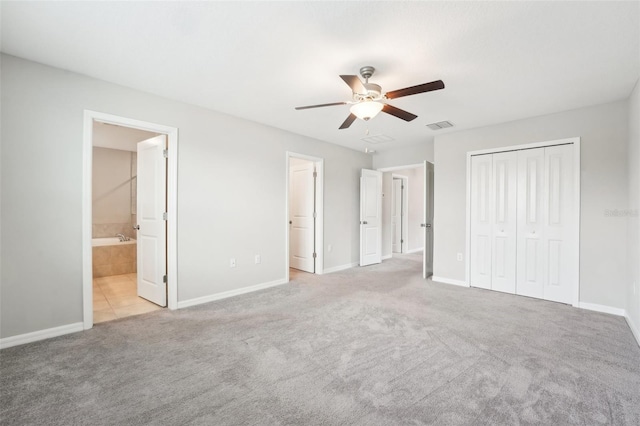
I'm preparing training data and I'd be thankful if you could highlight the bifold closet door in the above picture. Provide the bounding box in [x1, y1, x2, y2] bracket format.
[542, 144, 575, 304]
[490, 151, 518, 294]
[470, 154, 493, 289]
[516, 145, 574, 304]
[516, 148, 545, 299]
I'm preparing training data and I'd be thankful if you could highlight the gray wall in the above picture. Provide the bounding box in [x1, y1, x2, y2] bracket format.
[0, 55, 371, 339]
[433, 101, 629, 309]
[373, 140, 434, 169]
[627, 80, 640, 336]
[381, 167, 425, 257]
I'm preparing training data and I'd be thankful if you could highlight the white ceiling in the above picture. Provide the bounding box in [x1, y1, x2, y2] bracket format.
[2, 1, 638, 153]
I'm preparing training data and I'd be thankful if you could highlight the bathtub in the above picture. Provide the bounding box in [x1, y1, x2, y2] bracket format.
[92, 238, 137, 277]
[92, 237, 136, 247]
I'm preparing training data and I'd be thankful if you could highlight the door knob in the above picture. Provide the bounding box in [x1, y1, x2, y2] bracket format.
[421, 223, 432, 228]
[133, 224, 140, 230]
[361, 221, 368, 225]
[289, 220, 292, 224]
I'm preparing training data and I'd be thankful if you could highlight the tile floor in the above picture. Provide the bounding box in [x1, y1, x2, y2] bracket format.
[289, 268, 312, 280]
[93, 273, 162, 323]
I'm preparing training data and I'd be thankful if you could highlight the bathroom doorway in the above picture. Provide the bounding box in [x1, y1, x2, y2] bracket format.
[82, 111, 179, 329]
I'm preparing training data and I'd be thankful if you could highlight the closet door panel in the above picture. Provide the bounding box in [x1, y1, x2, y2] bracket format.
[543, 144, 574, 304]
[516, 148, 545, 299]
[470, 154, 493, 289]
[491, 151, 517, 294]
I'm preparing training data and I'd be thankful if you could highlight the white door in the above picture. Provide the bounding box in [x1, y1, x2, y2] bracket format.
[542, 144, 575, 304]
[423, 161, 434, 278]
[289, 161, 315, 273]
[391, 178, 403, 253]
[360, 169, 382, 266]
[491, 151, 517, 294]
[470, 154, 493, 289]
[516, 147, 545, 299]
[136, 135, 167, 307]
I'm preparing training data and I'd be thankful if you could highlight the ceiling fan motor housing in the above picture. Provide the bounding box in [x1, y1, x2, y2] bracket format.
[353, 83, 382, 102]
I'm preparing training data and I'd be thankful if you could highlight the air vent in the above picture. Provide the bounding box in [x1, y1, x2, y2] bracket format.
[427, 120, 454, 130]
[360, 133, 395, 144]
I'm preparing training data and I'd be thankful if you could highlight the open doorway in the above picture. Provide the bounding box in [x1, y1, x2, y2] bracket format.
[286, 152, 324, 279]
[91, 123, 162, 322]
[82, 111, 179, 330]
[378, 161, 434, 278]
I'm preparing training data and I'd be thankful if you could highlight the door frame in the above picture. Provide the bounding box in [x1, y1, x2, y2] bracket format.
[285, 152, 324, 278]
[464, 137, 581, 306]
[82, 110, 179, 330]
[391, 174, 409, 254]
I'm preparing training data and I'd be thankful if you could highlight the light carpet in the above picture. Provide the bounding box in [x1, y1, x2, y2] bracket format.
[1, 253, 639, 425]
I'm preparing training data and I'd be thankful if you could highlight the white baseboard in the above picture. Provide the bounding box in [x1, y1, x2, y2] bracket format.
[323, 262, 358, 274]
[177, 278, 288, 309]
[625, 314, 640, 347]
[0, 322, 84, 350]
[578, 302, 625, 316]
[382, 254, 392, 260]
[406, 247, 424, 254]
[431, 276, 469, 287]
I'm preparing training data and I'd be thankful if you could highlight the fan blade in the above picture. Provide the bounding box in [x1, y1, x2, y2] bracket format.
[382, 104, 418, 122]
[295, 102, 347, 110]
[385, 80, 445, 99]
[339, 113, 357, 129]
[340, 75, 367, 94]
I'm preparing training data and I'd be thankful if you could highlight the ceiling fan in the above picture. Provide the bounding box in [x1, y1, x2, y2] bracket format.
[295, 66, 445, 129]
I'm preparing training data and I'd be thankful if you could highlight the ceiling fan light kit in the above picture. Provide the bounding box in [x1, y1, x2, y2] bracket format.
[350, 101, 384, 121]
[295, 65, 445, 129]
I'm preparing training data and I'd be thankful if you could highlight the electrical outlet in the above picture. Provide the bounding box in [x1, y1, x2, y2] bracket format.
[230, 258, 236, 268]
[328, 244, 332, 252]
[457, 253, 463, 262]
[255, 255, 261, 264]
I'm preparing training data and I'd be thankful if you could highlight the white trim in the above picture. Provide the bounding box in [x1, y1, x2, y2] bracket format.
[83, 110, 179, 331]
[578, 302, 625, 316]
[431, 276, 469, 287]
[391, 174, 409, 253]
[285, 152, 324, 277]
[625, 314, 640, 347]
[0, 322, 84, 349]
[466, 137, 578, 157]
[377, 163, 424, 172]
[465, 137, 581, 307]
[406, 247, 424, 254]
[177, 278, 288, 309]
[572, 139, 581, 307]
[323, 262, 358, 274]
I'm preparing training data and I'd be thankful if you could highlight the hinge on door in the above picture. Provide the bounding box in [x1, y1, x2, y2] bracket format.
[163, 149, 168, 158]
[313, 252, 317, 259]
[313, 171, 317, 178]
[163, 275, 167, 283]
[313, 212, 317, 219]
[163, 212, 168, 220]
[401, 239, 404, 243]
